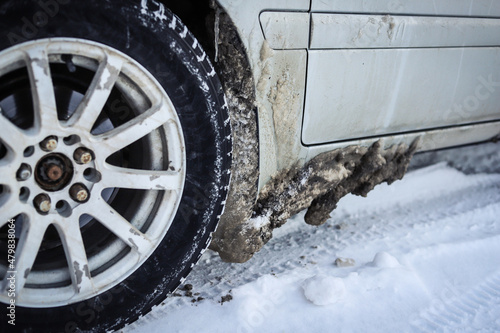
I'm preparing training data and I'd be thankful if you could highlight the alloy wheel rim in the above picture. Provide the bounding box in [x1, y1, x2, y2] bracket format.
[0, 38, 186, 307]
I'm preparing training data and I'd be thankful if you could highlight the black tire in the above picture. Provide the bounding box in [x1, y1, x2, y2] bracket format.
[0, 0, 231, 332]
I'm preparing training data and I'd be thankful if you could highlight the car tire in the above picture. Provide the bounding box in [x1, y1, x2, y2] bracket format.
[0, 0, 231, 331]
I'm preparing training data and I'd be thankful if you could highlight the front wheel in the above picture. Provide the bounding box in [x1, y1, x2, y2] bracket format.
[0, 1, 231, 331]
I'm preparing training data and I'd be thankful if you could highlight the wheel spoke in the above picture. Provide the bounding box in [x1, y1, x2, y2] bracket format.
[94, 102, 174, 156]
[0, 115, 28, 153]
[1, 216, 48, 295]
[87, 200, 155, 256]
[0, 163, 16, 187]
[0, 195, 22, 228]
[53, 217, 94, 295]
[65, 54, 123, 131]
[25, 47, 58, 132]
[100, 166, 183, 191]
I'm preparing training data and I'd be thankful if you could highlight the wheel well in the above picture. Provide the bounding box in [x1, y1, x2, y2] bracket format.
[158, 0, 262, 263]
[159, 0, 216, 59]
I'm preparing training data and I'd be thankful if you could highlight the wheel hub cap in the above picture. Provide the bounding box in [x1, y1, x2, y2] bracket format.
[35, 152, 74, 191]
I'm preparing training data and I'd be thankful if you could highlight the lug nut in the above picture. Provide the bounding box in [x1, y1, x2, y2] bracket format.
[70, 184, 89, 202]
[16, 163, 32, 181]
[40, 136, 58, 152]
[74, 148, 93, 164]
[34, 194, 51, 213]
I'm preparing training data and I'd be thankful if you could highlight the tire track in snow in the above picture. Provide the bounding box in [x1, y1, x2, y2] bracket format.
[410, 271, 500, 333]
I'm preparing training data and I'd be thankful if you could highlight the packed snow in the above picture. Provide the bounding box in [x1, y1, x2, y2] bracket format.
[302, 275, 346, 306]
[124, 142, 500, 333]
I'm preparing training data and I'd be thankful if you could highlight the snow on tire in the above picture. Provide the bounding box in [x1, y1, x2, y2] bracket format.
[0, 0, 231, 331]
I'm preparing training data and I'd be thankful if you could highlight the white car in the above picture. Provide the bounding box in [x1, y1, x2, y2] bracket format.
[0, 0, 499, 331]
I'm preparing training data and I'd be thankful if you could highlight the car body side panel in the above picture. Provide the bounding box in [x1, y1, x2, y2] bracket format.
[218, 0, 500, 188]
[214, 0, 500, 262]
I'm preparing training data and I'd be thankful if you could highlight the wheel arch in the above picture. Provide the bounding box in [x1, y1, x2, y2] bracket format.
[157, 0, 262, 262]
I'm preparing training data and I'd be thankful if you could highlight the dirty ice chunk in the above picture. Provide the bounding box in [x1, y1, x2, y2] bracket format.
[302, 275, 346, 306]
[372, 252, 401, 268]
[335, 257, 356, 267]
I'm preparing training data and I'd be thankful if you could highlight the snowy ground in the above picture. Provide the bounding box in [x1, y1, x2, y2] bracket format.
[124, 142, 500, 333]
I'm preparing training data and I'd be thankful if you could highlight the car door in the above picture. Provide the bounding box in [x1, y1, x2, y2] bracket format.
[303, 0, 500, 145]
